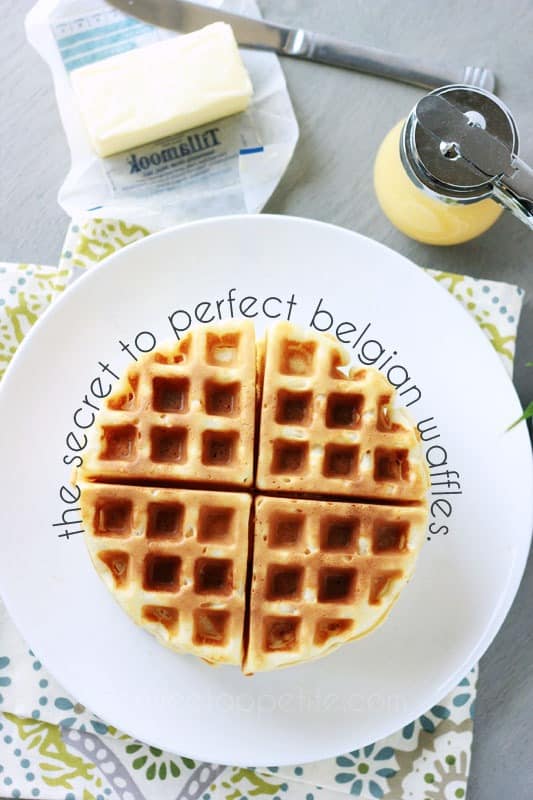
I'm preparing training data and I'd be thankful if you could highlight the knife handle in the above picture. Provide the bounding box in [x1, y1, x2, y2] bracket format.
[284, 30, 483, 91]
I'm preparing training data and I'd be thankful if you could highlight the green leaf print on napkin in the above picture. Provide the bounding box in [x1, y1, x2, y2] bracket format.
[124, 741, 188, 781]
[66, 220, 150, 269]
[0, 264, 70, 380]
[3, 713, 97, 790]
[223, 768, 284, 799]
[432, 271, 517, 362]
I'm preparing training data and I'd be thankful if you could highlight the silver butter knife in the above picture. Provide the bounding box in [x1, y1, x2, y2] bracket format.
[107, 0, 495, 92]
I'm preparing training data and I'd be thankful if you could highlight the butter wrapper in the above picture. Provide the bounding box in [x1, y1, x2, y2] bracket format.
[25, 0, 299, 227]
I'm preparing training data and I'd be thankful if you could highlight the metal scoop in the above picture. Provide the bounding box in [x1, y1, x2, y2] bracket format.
[401, 85, 533, 229]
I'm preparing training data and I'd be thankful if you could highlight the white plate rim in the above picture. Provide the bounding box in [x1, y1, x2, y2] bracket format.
[0, 214, 531, 766]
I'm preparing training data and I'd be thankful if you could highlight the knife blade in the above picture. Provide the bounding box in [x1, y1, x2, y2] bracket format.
[106, 0, 496, 92]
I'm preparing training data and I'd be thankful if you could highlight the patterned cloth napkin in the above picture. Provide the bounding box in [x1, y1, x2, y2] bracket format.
[0, 219, 525, 800]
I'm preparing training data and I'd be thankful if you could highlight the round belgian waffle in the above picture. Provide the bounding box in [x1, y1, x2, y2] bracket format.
[78, 321, 429, 672]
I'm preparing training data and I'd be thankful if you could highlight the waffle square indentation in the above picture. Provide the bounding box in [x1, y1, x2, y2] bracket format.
[320, 518, 358, 551]
[280, 340, 316, 375]
[266, 565, 304, 600]
[374, 448, 410, 481]
[202, 431, 238, 466]
[206, 332, 239, 366]
[198, 507, 235, 543]
[99, 551, 129, 587]
[154, 338, 189, 365]
[193, 609, 229, 646]
[369, 571, 402, 605]
[314, 618, 354, 645]
[153, 377, 189, 412]
[107, 375, 138, 411]
[205, 381, 240, 417]
[143, 555, 181, 591]
[318, 568, 356, 603]
[142, 605, 179, 633]
[269, 514, 304, 547]
[377, 395, 398, 431]
[271, 441, 308, 474]
[151, 427, 187, 463]
[194, 558, 232, 595]
[264, 616, 301, 651]
[323, 444, 359, 477]
[373, 521, 408, 553]
[275, 390, 312, 425]
[96, 501, 132, 535]
[326, 393, 364, 428]
[147, 503, 184, 539]
[101, 425, 137, 460]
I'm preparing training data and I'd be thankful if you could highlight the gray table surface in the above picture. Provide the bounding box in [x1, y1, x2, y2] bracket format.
[1, 0, 532, 797]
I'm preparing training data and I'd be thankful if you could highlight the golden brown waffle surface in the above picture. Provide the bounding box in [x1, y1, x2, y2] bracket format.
[79, 321, 429, 672]
[256, 323, 428, 500]
[82, 483, 250, 665]
[81, 322, 256, 487]
[245, 496, 427, 673]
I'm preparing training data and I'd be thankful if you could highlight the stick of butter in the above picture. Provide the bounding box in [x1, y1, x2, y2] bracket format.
[70, 22, 253, 158]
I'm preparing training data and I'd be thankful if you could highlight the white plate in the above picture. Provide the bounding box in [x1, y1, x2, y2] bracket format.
[0, 215, 531, 766]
